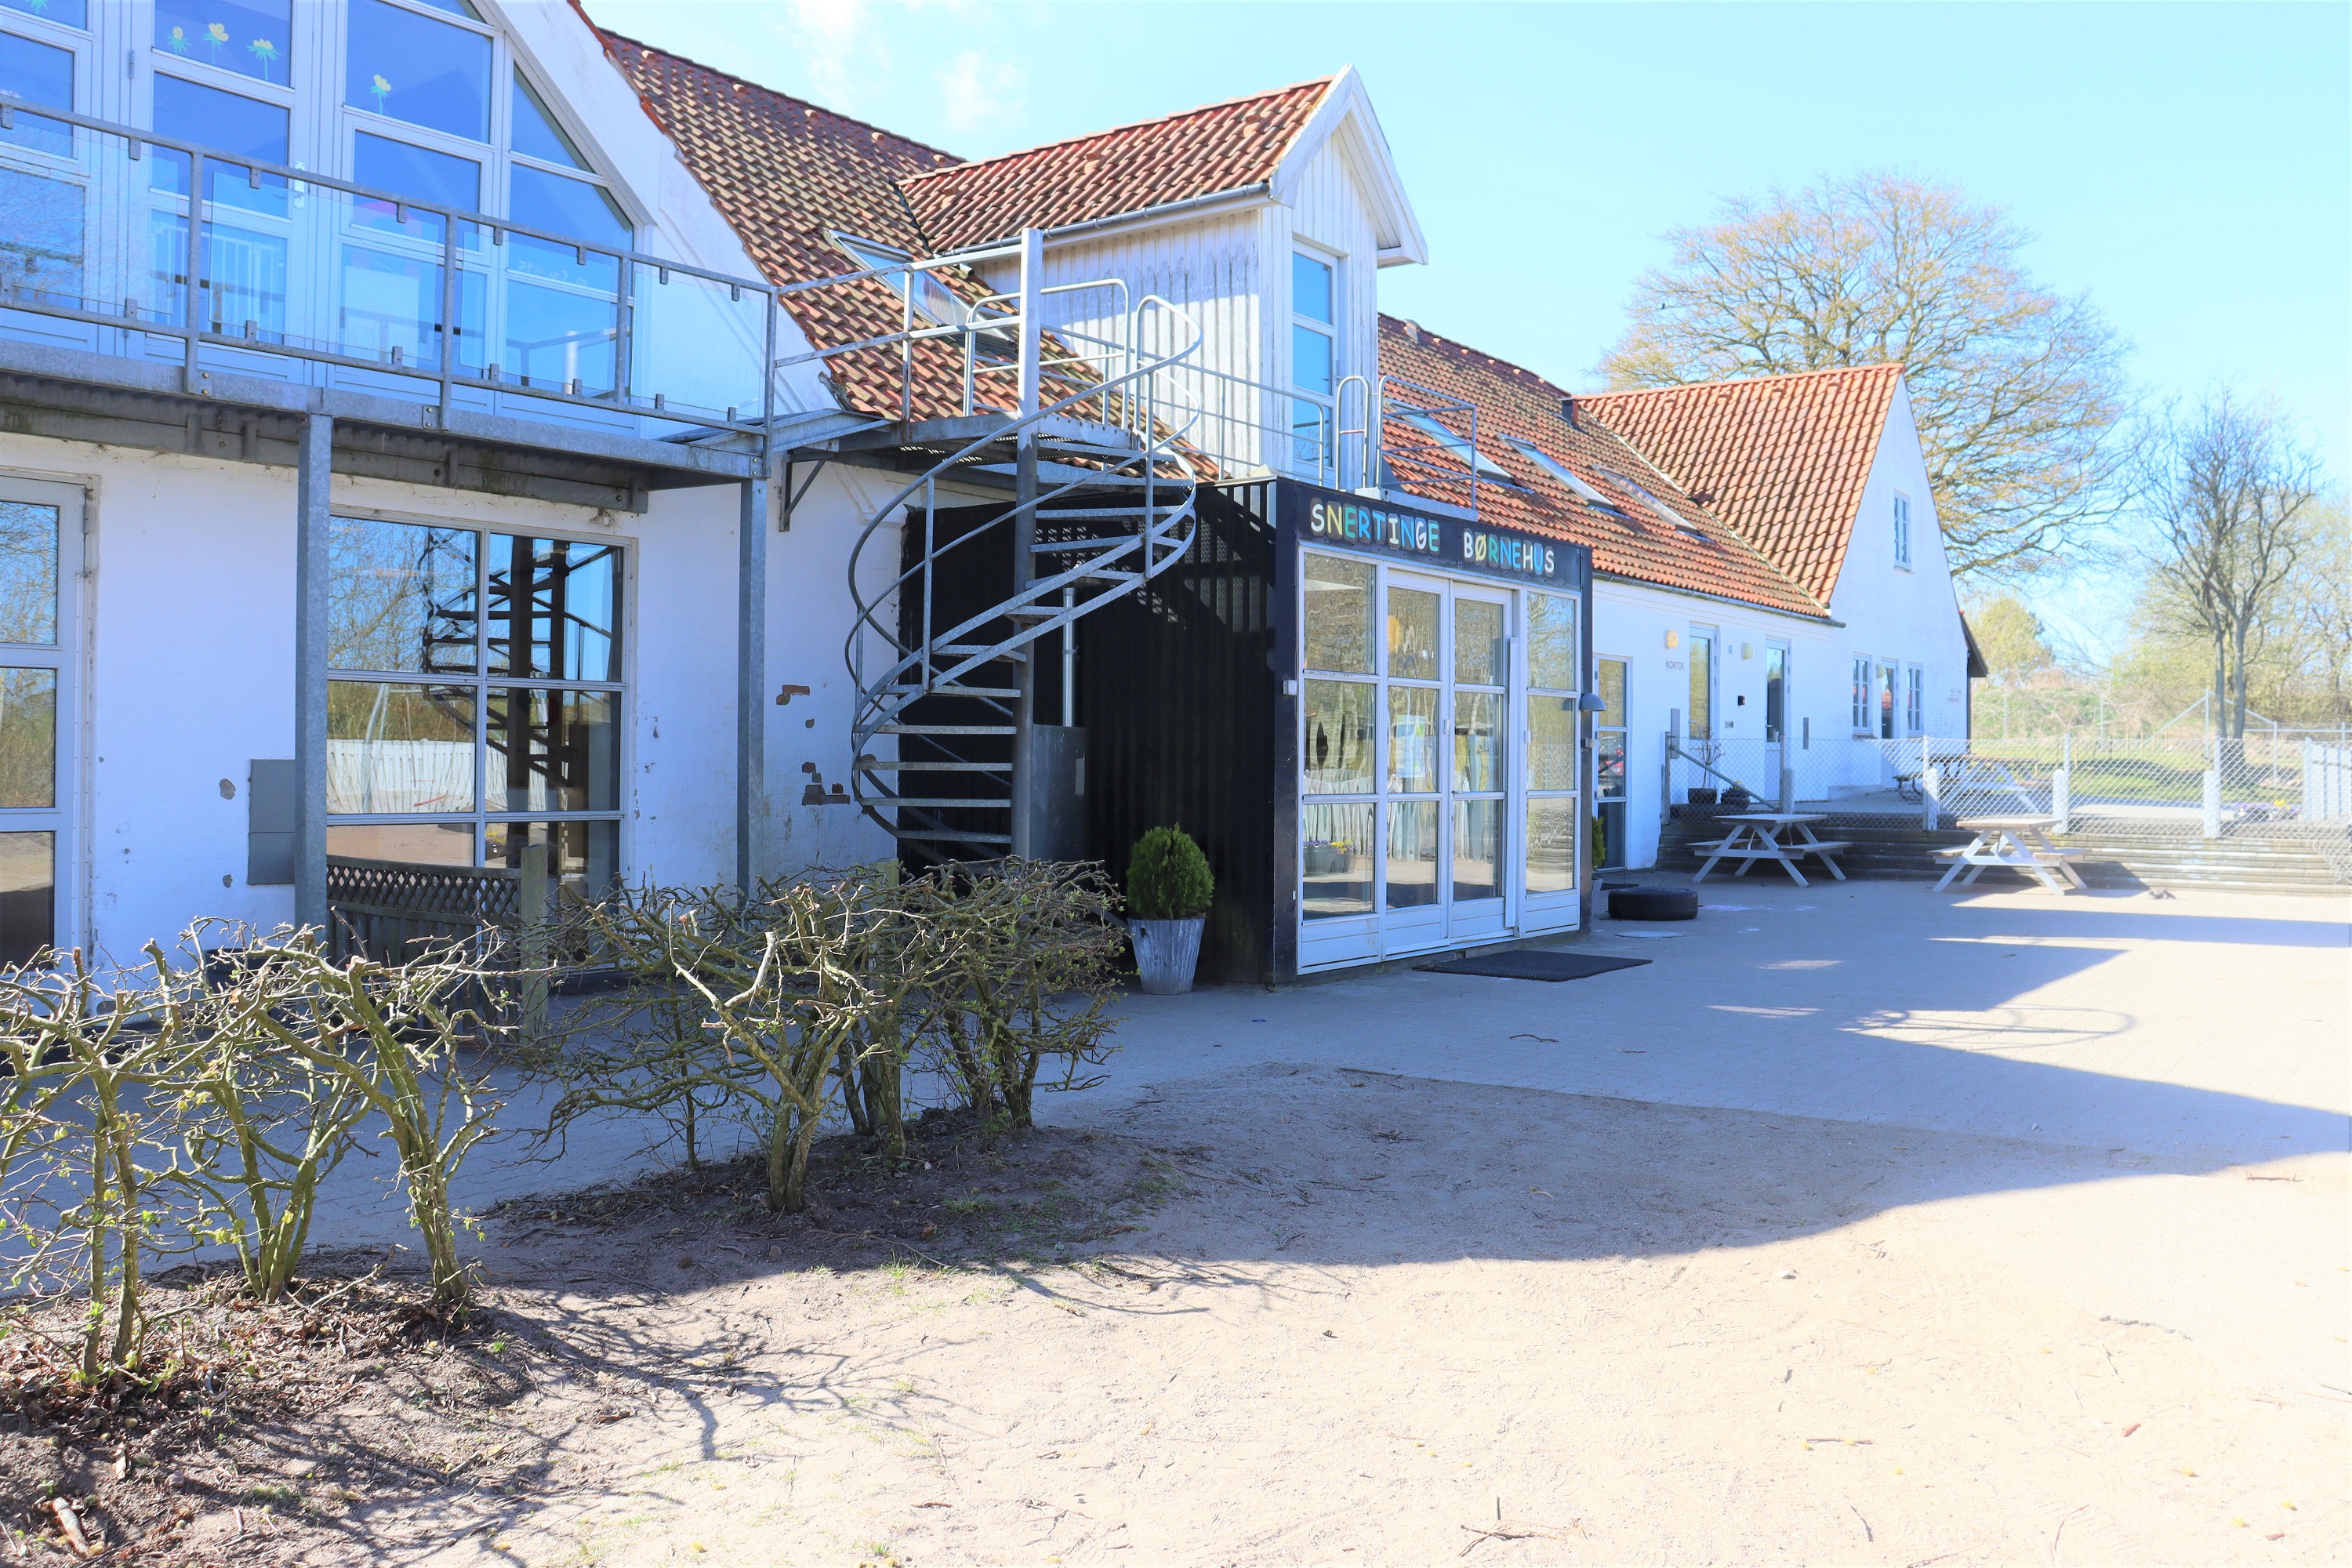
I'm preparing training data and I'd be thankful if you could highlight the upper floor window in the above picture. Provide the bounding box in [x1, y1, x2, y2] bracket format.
[158, 0, 292, 87]
[1893, 491, 1913, 569]
[2, 0, 85, 30]
[1290, 249, 1336, 467]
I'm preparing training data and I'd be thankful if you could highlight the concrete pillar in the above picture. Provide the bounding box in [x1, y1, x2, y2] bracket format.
[293, 414, 332, 933]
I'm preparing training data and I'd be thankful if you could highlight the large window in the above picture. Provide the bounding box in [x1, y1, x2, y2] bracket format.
[1523, 591, 1580, 898]
[1686, 628, 1715, 740]
[327, 515, 622, 896]
[0, 477, 77, 966]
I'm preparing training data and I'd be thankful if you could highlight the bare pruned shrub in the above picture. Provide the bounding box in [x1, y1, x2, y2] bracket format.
[913, 859, 1124, 1138]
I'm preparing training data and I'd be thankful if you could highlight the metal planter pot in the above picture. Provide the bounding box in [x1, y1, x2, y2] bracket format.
[1128, 916, 1205, 995]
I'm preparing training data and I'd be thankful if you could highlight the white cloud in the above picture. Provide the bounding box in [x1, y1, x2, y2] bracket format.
[935, 47, 1026, 135]
[775, 0, 889, 111]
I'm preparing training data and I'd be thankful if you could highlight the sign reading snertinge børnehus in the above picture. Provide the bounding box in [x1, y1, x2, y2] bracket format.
[1289, 482, 1571, 586]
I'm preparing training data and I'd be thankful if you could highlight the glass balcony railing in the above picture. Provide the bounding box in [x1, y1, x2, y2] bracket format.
[0, 100, 779, 438]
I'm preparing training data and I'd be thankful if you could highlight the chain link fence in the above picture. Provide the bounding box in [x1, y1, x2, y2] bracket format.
[1665, 732, 2352, 851]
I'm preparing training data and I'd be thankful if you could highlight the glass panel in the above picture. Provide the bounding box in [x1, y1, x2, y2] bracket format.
[1597, 658, 1626, 728]
[1452, 690, 1500, 793]
[1301, 552, 1373, 674]
[327, 682, 475, 814]
[1288, 391, 1330, 469]
[488, 687, 617, 812]
[1529, 695, 1575, 791]
[1878, 662, 1896, 739]
[1452, 799, 1501, 903]
[1529, 592, 1577, 689]
[1301, 678, 1374, 793]
[1385, 685, 1437, 793]
[0, 29, 74, 157]
[0, 165, 81, 307]
[347, 0, 491, 141]
[197, 164, 291, 336]
[1688, 634, 1712, 739]
[509, 162, 626, 249]
[329, 517, 477, 675]
[1292, 251, 1333, 325]
[1764, 647, 1786, 740]
[1454, 597, 1503, 686]
[510, 69, 583, 168]
[1387, 585, 1437, 681]
[5, 0, 86, 29]
[488, 818, 617, 902]
[0, 666, 53, 808]
[328, 187, 484, 370]
[0, 830, 53, 965]
[327, 820, 474, 865]
[1383, 800, 1436, 910]
[504, 241, 619, 394]
[1300, 801, 1372, 920]
[408, 0, 484, 19]
[487, 535, 620, 681]
[1526, 798, 1576, 895]
[1596, 733, 1627, 800]
[1290, 321, 1333, 395]
[353, 130, 481, 212]
[152, 74, 289, 164]
[154, 0, 290, 84]
[0, 502, 59, 646]
[631, 263, 765, 419]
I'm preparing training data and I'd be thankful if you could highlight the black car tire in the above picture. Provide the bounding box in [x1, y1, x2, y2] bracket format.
[1609, 886, 1699, 921]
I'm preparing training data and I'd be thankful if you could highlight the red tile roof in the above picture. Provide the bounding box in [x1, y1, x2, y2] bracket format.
[1377, 318, 1828, 620]
[900, 79, 1333, 250]
[1579, 365, 1903, 604]
[599, 30, 975, 419]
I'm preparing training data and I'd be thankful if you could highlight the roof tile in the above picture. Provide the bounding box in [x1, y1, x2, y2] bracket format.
[1377, 318, 1828, 620]
[1579, 366, 1903, 603]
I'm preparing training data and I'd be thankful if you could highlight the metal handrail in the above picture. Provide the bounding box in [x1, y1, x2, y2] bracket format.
[0, 98, 779, 435]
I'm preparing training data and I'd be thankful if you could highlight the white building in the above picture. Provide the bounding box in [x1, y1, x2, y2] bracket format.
[0, 1, 1967, 980]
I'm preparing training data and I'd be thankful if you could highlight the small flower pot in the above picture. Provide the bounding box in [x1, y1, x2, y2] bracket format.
[1128, 916, 1205, 995]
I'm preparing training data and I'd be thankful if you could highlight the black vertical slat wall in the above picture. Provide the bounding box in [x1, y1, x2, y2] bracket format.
[1078, 482, 1278, 984]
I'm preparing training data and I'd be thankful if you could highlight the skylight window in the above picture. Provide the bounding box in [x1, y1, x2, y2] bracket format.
[829, 232, 996, 336]
[1501, 437, 1621, 510]
[1397, 412, 1513, 482]
[1599, 468, 1703, 533]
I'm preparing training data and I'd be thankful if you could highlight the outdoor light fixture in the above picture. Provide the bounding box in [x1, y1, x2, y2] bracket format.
[1664, 629, 1679, 649]
[1576, 692, 1609, 711]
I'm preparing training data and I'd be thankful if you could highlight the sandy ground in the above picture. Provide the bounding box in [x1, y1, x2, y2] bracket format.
[300, 1052, 2343, 1568]
[29, 883, 2340, 1566]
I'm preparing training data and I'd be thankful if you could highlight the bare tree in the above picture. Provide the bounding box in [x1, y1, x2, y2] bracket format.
[1599, 172, 2131, 579]
[2136, 390, 2322, 739]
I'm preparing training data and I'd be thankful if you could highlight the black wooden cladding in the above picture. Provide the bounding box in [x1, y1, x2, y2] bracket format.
[1078, 482, 1278, 984]
[899, 483, 1279, 980]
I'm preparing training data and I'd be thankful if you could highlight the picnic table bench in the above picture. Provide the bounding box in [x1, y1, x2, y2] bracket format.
[1694, 813, 1850, 887]
[1933, 815, 2086, 895]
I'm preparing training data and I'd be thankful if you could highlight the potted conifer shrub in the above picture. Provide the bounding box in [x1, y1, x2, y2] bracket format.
[1126, 826, 1214, 995]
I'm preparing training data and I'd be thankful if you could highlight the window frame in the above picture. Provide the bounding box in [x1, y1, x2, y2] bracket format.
[1893, 490, 1913, 570]
[0, 472, 84, 963]
[1287, 243, 1340, 474]
[1904, 663, 1924, 735]
[324, 506, 630, 882]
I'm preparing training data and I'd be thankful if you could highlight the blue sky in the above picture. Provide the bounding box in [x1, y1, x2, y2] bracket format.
[587, 1, 2350, 649]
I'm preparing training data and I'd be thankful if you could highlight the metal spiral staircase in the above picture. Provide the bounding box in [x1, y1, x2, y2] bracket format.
[842, 260, 1208, 865]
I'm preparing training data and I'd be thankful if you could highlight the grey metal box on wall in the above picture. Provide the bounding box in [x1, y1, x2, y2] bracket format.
[247, 759, 296, 885]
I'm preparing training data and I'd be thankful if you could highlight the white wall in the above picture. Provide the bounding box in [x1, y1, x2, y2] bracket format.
[0, 430, 783, 956]
[1592, 578, 1837, 869]
[1824, 383, 1969, 743]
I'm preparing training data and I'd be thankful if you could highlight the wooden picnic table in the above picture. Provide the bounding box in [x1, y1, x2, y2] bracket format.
[1933, 815, 2086, 894]
[1693, 812, 1850, 887]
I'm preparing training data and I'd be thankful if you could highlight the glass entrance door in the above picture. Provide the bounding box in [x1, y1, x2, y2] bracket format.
[1300, 550, 1557, 971]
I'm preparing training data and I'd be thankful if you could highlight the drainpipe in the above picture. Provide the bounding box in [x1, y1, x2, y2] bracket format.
[738, 463, 769, 891]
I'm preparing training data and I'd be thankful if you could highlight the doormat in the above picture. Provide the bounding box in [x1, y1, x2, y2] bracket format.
[1414, 950, 1653, 982]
